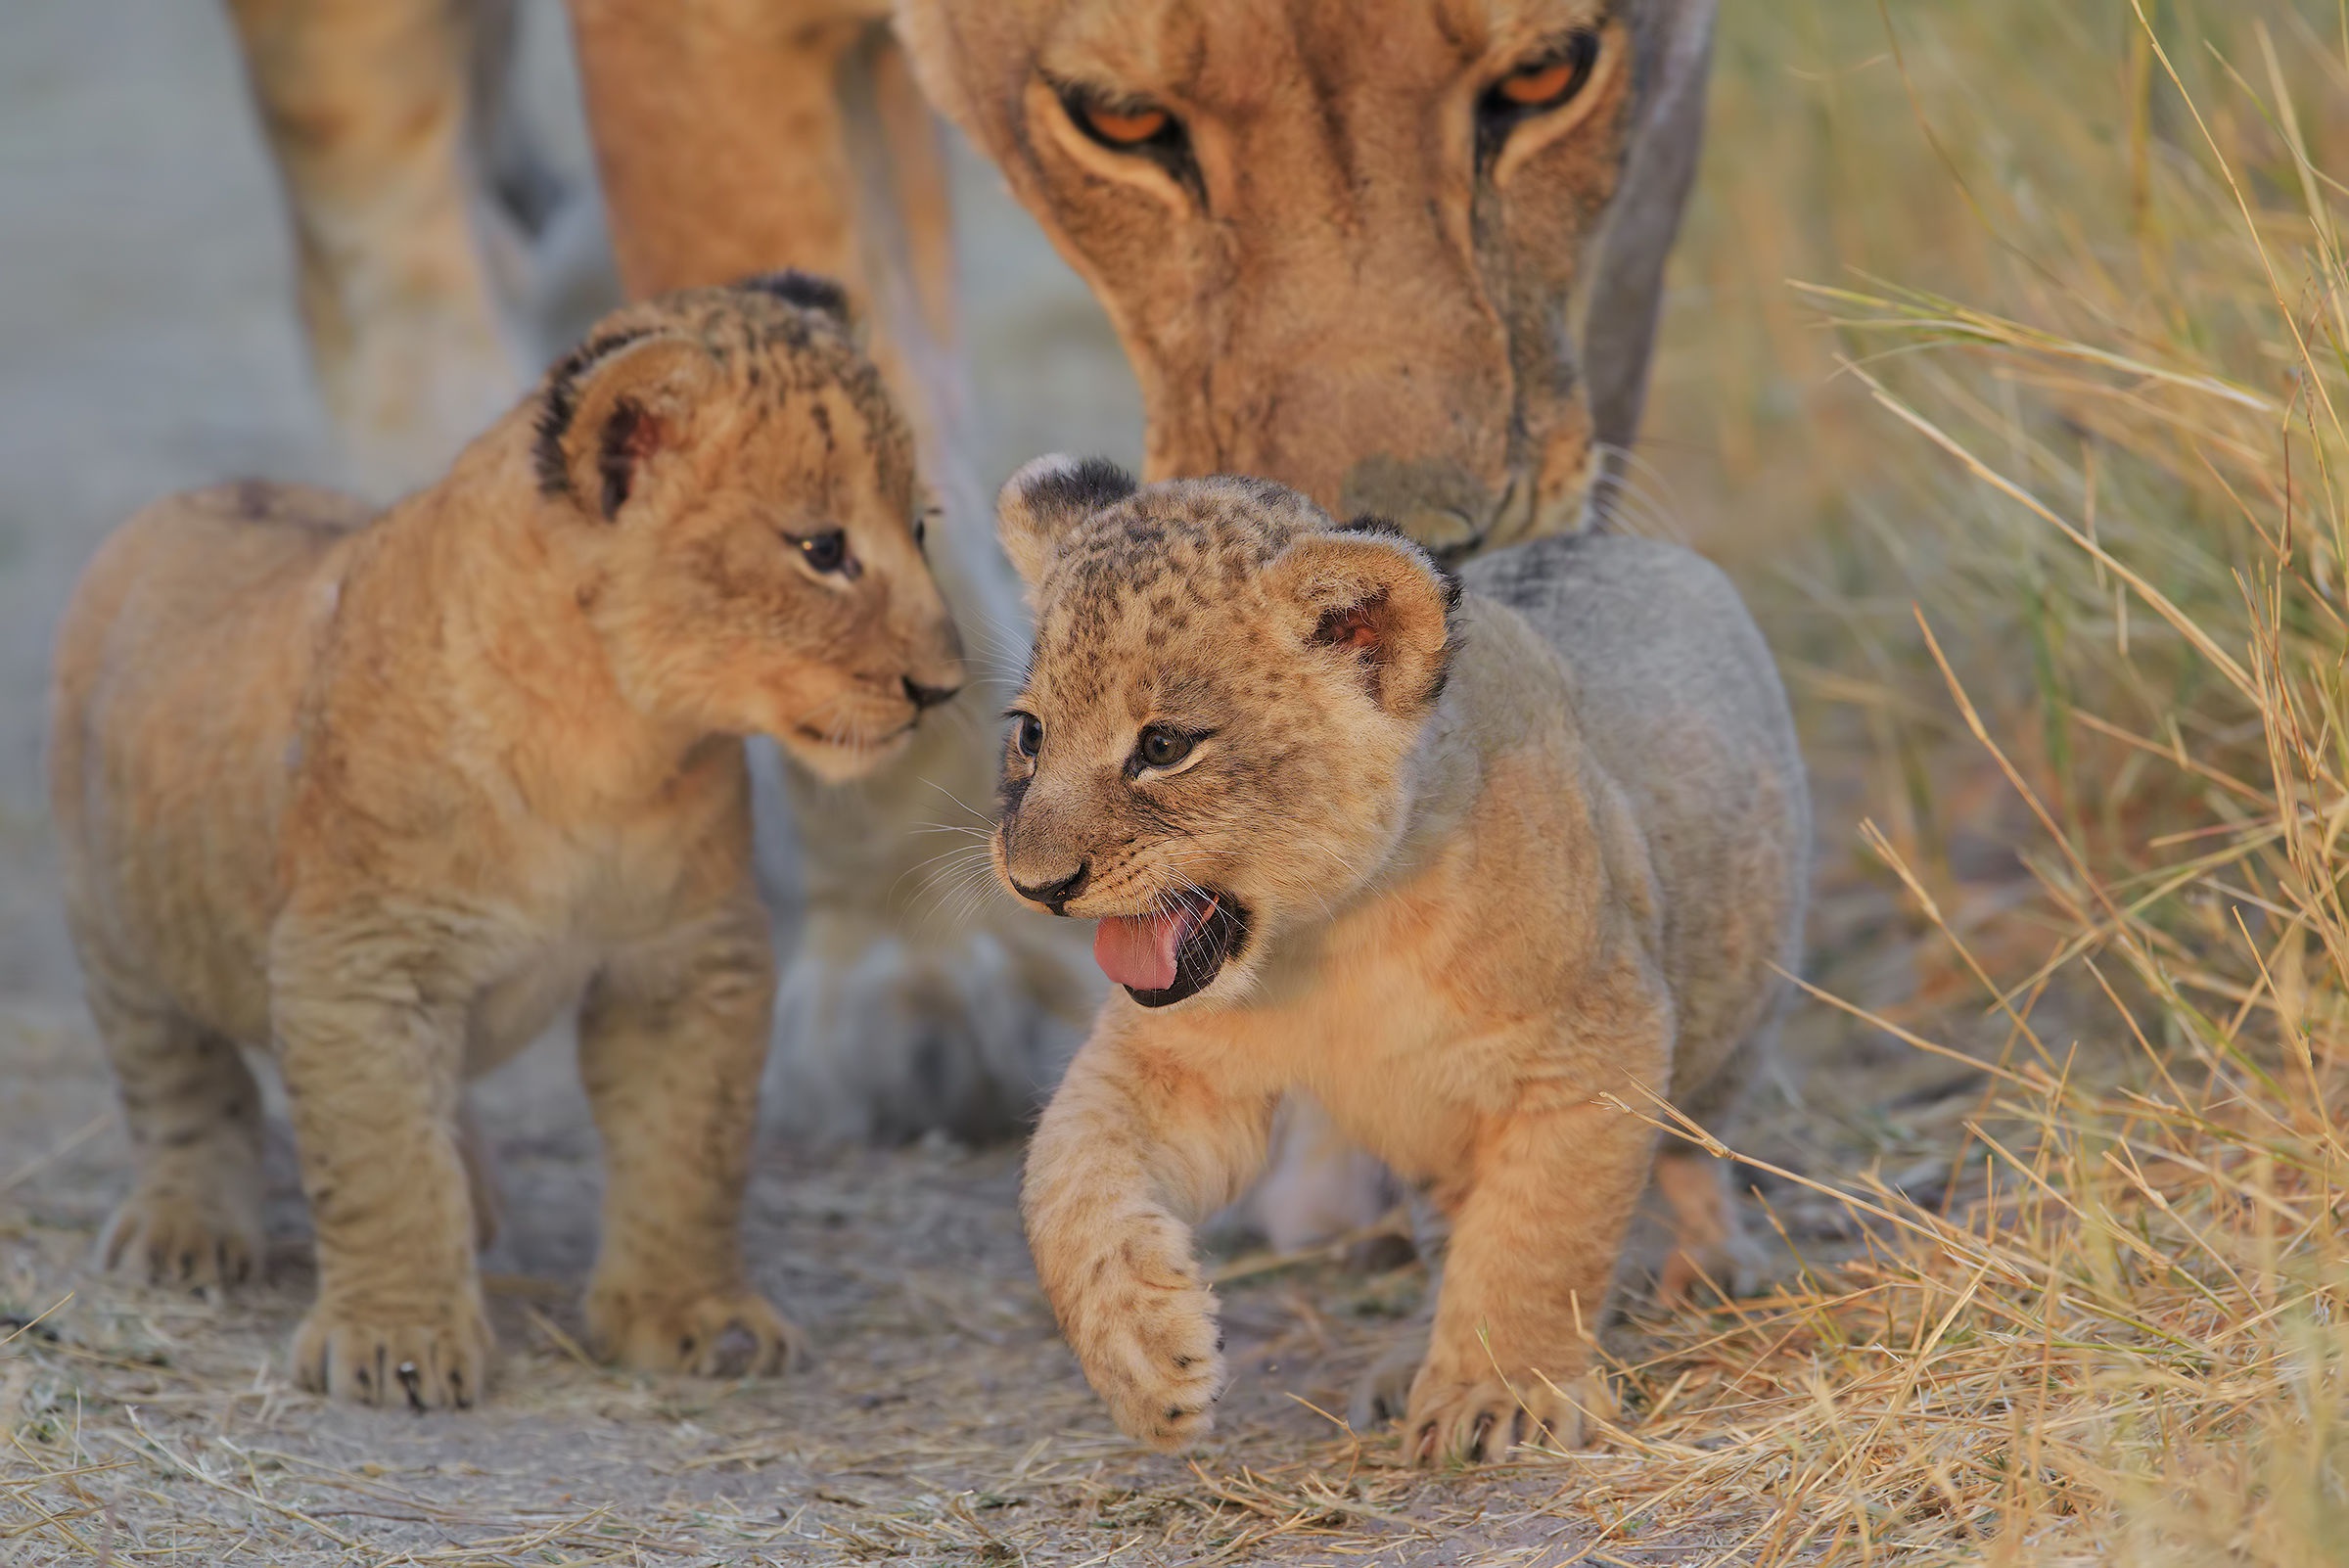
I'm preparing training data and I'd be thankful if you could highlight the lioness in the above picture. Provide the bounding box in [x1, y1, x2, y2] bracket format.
[990, 459, 1807, 1460]
[49, 276, 964, 1408]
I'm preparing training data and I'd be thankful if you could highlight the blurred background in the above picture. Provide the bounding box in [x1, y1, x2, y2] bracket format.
[4, 2, 2344, 1561]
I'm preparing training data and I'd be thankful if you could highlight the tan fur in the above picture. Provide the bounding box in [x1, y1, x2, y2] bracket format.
[990, 464, 1806, 1461]
[49, 282, 962, 1408]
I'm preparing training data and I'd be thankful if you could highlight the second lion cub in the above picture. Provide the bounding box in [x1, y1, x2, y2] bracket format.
[51, 276, 964, 1408]
[993, 461, 1808, 1463]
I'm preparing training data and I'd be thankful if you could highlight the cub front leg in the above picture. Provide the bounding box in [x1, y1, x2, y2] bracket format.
[1024, 1023, 1275, 1449]
[578, 899, 802, 1378]
[270, 918, 491, 1410]
[1405, 999, 1671, 1464]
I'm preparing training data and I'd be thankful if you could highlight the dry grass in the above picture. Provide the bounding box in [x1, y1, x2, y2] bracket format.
[7, 0, 2349, 1562]
[1610, 0, 2349, 1559]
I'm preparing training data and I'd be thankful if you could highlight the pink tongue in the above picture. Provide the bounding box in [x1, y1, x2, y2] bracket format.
[1093, 902, 1207, 992]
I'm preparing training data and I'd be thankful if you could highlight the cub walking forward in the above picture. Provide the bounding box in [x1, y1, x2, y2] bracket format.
[50, 276, 964, 1407]
[991, 461, 1807, 1462]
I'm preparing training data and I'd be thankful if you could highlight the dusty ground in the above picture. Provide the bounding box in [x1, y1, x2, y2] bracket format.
[0, 4, 1980, 1563]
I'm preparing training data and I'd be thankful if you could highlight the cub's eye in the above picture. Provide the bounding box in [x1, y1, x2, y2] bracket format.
[912, 513, 930, 550]
[1477, 31, 1601, 161]
[791, 529, 853, 576]
[1134, 724, 1194, 771]
[1012, 714, 1044, 760]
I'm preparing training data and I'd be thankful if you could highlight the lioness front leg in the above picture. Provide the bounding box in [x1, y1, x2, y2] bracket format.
[223, 0, 524, 497]
[1024, 1027, 1275, 1449]
[270, 922, 490, 1410]
[578, 901, 802, 1378]
[1405, 1009, 1669, 1464]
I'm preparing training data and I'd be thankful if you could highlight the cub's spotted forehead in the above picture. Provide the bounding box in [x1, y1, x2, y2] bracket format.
[1023, 476, 1334, 714]
[1040, 477, 1324, 615]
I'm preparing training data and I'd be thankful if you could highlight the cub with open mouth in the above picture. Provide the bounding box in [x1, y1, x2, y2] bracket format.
[991, 457, 1809, 1463]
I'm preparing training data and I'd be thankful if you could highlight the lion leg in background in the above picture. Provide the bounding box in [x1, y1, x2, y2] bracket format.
[569, 0, 1097, 1141]
[223, 0, 530, 497]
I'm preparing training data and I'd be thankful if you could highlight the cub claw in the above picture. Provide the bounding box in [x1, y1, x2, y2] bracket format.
[99, 1190, 261, 1291]
[586, 1285, 806, 1378]
[1402, 1372, 1601, 1466]
[293, 1299, 493, 1410]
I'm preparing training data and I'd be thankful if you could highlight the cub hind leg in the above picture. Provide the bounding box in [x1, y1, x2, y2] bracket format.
[88, 988, 266, 1290]
[1652, 1026, 1774, 1305]
[1651, 1139, 1761, 1304]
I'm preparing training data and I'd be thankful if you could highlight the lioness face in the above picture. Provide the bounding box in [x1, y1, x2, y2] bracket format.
[900, 0, 1713, 557]
[537, 278, 967, 783]
[989, 459, 1455, 1007]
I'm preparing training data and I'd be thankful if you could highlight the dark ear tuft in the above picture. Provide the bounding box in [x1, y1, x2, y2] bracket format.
[996, 454, 1139, 591]
[533, 326, 656, 496]
[738, 269, 853, 326]
[1025, 455, 1139, 519]
[533, 330, 709, 520]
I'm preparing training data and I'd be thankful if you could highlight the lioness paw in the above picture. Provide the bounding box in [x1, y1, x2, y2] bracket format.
[1404, 1372, 1605, 1466]
[99, 1190, 261, 1290]
[585, 1285, 806, 1378]
[294, 1300, 492, 1410]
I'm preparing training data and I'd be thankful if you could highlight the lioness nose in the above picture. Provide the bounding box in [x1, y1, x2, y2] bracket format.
[902, 675, 961, 711]
[1339, 454, 1497, 558]
[1011, 858, 1090, 914]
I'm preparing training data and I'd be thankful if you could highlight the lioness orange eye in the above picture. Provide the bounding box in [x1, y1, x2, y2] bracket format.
[1079, 103, 1170, 146]
[1487, 30, 1600, 117]
[1499, 61, 1575, 105]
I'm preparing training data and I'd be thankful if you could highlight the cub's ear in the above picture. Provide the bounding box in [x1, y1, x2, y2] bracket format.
[532, 330, 717, 520]
[994, 454, 1138, 591]
[1263, 527, 1460, 717]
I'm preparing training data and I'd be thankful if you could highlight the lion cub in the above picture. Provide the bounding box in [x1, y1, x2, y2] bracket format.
[50, 276, 964, 1409]
[991, 460, 1808, 1462]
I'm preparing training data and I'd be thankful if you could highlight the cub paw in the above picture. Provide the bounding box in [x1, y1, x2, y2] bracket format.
[585, 1285, 807, 1378]
[1404, 1371, 1607, 1466]
[1071, 1270, 1225, 1451]
[293, 1298, 493, 1409]
[99, 1189, 261, 1290]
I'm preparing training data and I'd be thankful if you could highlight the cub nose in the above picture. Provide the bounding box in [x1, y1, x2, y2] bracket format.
[902, 675, 961, 712]
[1011, 858, 1090, 914]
